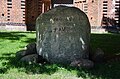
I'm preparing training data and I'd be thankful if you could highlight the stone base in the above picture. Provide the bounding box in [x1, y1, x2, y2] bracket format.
[16, 42, 47, 64]
[0, 25, 26, 31]
[91, 26, 108, 33]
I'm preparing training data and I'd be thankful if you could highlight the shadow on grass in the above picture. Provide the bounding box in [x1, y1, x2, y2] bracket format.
[23, 38, 36, 43]
[0, 31, 36, 43]
[0, 32, 26, 40]
[91, 33, 120, 55]
[0, 53, 59, 74]
[0, 33, 120, 79]
[77, 62, 120, 79]
[1, 53, 120, 79]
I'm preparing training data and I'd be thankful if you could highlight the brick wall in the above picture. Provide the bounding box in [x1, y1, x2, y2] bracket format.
[87, 0, 103, 27]
[101, 0, 120, 26]
[74, 0, 120, 27]
[0, 0, 25, 23]
[0, 0, 26, 31]
[0, 0, 119, 31]
[0, 0, 8, 22]
[0, 0, 50, 31]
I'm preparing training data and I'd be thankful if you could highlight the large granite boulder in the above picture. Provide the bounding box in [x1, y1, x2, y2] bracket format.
[36, 6, 91, 65]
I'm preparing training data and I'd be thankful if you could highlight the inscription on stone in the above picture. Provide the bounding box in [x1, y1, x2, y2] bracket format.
[36, 6, 91, 65]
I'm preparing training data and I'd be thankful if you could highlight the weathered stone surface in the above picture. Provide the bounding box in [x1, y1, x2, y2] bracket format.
[19, 54, 47, 64]
[70, 59, 94, 69]
[16, 42, 37, 60]
[26, 42, 37, 54]
[92, 48, 104, 63]
[36, 6, 91, 65]
[16, 50, 27, 60]
[20, 54, 39, 63]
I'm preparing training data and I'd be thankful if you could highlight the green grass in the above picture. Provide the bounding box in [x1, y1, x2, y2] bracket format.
[0, 32, 120, 79]
[91, 33, 120, 55]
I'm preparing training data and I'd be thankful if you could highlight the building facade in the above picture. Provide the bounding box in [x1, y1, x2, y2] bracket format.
[0, 0, 26, 30]
[0, 0, 51, 31]
[74, 0, 120, 28]
[0, 0, 120, 31]
[101, 0, 120, 26]
[26, 0, 51, 30]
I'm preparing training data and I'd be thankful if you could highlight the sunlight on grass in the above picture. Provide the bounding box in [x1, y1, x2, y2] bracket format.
[0, 32, 120, 79]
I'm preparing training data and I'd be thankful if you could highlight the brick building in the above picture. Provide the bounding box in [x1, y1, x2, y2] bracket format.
[47, 0, 120, 28]
[0, 0, 120, 31]
[0, 0, 51, 31]
[74, 0, 120, 28]
[101, 0, 120, 26]
[26, 0, 51, 30]
[0, 0, 26, 31]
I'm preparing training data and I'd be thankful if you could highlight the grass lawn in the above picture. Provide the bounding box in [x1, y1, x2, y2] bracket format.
[0, 31, 120, 79]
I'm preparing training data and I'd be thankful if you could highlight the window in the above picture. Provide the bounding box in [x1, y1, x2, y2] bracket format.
[103, 1, 108, 3]
[92, 0, 94, 3]
[115, 13, 119, 15]
[8, 13, 10, 15]
[7, 3, 12, 5]
[7, 19, 10, 21]
[115, 16, 119, 18]
[21, 1, 25, 3]
[21, 4, 25, 6]
[103, 7, 107, 9]
[91, 17, 93, 20]
[7, 7, 12, 8]
[115, 4, 119, 6]
[21, 7, 25, 9]
[83, 1, 86, 3]
[7, 10, 10, 11]
[84, 6, 88, 8]
[103, 13, 107, 15]
[103, 4, 107, 6]
[7, 0, 12, 1]
[84, 9, 88, 11]
[7, 16, 10, 18]
[115, 1, 120, 3]
[2, 14, 4, 16]
[103, 10, 107, 12]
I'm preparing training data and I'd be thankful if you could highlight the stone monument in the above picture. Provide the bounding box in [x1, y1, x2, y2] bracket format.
[36, 6, 93, 68]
